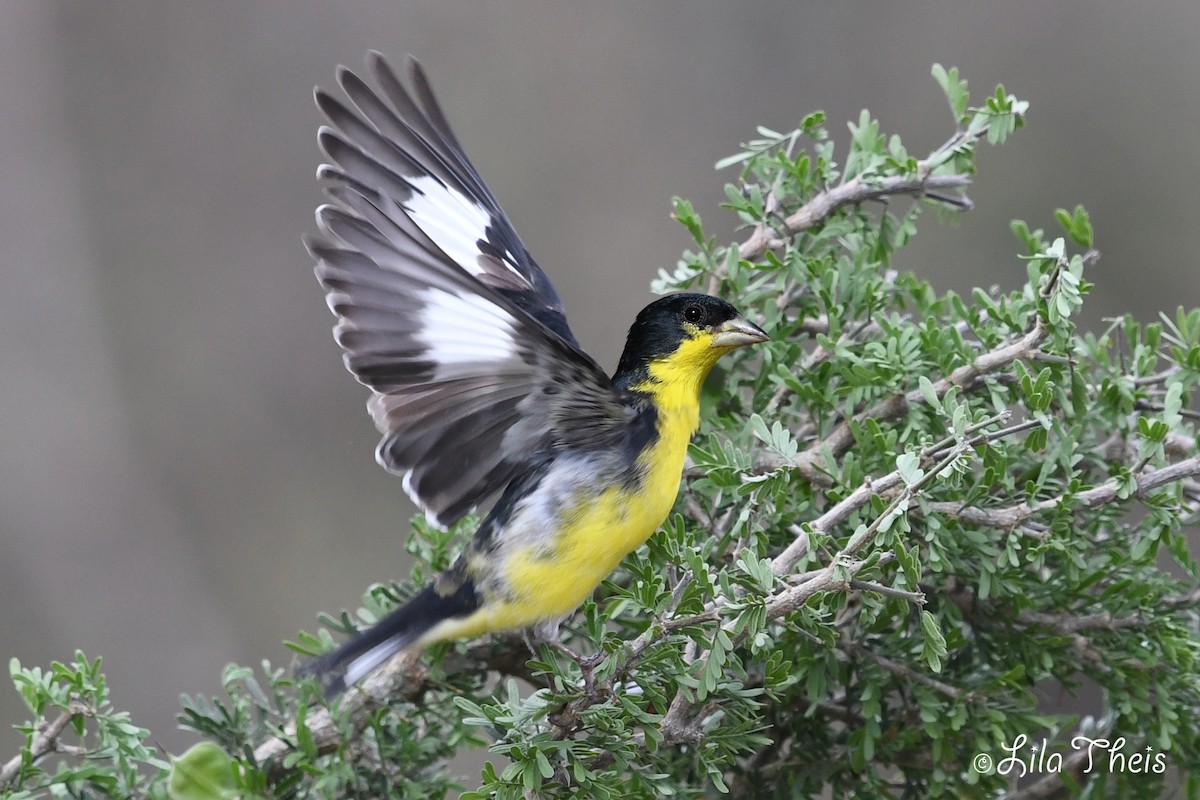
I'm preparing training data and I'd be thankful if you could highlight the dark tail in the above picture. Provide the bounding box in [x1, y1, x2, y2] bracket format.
[298, 579, 477, 697]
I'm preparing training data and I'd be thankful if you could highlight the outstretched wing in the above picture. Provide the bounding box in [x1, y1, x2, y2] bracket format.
[315, 51, 579, 345]
[309, 54, 630, 528]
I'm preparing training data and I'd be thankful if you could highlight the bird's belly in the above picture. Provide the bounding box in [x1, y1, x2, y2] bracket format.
[499, 448, 686, 623]
[511, 486, 676, 614]
[420, 470, 683, 643]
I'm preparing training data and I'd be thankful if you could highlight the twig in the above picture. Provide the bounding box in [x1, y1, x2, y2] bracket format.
[1162, 588, 1200, 609]
[1017, 609, 1147, 634]
[850, 579, 925, 604]
[1131, 366, 1180, 387]
[704, 115, 986, 297]
[1135, 399, 1200, 422]
[927, 418, 1042, 459]
[839, 641, 966, 701]
[772, 410, 1016, 576]
[917, 454, 1200, 533]
[0, 701, 90, 787]
[734, 172, 973, 266]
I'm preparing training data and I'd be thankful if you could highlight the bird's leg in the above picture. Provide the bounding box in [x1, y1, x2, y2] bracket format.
[523, 617, 573, 660]
[523, 618, 601, 697]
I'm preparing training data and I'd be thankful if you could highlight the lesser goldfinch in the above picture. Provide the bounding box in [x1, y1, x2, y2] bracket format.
[302, 53, 767, 693]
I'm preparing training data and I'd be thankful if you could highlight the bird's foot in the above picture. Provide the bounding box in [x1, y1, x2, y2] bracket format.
[523, 619, 577, 662]
[522, 620, 603, 696]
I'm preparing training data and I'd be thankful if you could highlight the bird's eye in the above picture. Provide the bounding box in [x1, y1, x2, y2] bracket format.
[683, 305, 704, 324]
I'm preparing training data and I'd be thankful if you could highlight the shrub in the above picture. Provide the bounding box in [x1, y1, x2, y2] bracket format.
[7, 65, 1199, 800]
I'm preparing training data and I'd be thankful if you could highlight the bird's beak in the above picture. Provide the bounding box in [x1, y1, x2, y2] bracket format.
[711, 316, 769, 349]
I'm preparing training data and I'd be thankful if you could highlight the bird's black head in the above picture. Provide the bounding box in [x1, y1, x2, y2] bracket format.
[612, 293, 767, 389]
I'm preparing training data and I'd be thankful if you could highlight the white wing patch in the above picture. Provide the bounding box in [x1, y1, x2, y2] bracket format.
[405, 175, 525, 282]
[417, 288, 518, 368]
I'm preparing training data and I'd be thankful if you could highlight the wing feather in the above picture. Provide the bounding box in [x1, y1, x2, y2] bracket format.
[318, 53, 577, 342]
[310, 55, 631, 528]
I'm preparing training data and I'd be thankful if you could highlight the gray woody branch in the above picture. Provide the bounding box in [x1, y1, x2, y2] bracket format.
[0, 701, 90, 789]
[707, 123, 987, 296]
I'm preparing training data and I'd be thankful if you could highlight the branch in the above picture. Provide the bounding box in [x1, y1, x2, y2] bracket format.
[0, 701, 90, 788]
[1017, 609, 1148, 634]
[1162, 587, 1200, 609]
[760, 250, 1108, 483]
[702, 118, 989, 299]
[772, 411, 1020, 577]
[734, 139, 980, 266]
[849, 578, 925, 604]
[838, 640, 967, 701]
[622, 404, 1200, 750]
[733, 171, 973, 264]
[917, 453, 1200, 533]
[253, 638, 542, 768]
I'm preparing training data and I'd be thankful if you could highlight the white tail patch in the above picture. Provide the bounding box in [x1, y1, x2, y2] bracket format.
[342, 639, 404, 688]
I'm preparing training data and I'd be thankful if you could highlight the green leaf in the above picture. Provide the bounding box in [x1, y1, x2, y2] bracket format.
[169, 743, 237, 800]
[920, 611, 948, 673]
[1055, 204, 1093, 248]
[671, 197, 705, 245]
[535, 750, 554, 780]
[931, 64, 970, 122]
[896, 544, 922, 588]
[918, 375, 942, 413]
[896, 452, 924, 487]
[1163, 381, 1183, 428]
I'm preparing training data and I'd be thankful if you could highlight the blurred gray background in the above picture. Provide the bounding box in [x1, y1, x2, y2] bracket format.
[2, 1, 1198, 754]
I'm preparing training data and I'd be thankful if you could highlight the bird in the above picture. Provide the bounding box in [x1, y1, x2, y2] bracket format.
[301, 52, 768, 694]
